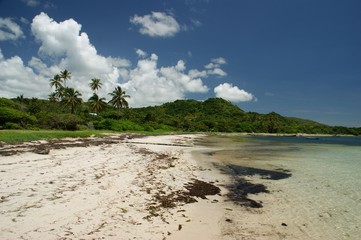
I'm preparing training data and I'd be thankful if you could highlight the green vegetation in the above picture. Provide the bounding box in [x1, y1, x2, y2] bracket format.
[1, 96, 360, 136]
[0, 70, 360, 136]
[0, 130, 110, 143]
[1, 97, 360, 136]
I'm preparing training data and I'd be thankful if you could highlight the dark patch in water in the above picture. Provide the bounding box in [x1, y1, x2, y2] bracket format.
[226, 178, 269, 208]
[227, 164, 292, 180]
[214, 163, 292, 208]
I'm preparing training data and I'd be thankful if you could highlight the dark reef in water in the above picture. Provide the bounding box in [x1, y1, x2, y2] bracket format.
[227, 178, 269, 208]
[216, 164, 292, 208]
[227, 165, 292, 180]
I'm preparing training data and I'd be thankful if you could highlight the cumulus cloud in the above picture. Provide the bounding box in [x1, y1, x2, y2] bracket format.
[203, 57, 228, 77]
[122, 54, 208, 107]
[188, 69, 207, 78]
[205, 57, 226, 69]
[135, 48, 147, 58]
[29, 12, 130, 98]
[214, 83, 255, 102]
[187, 57, 228, 78]
[0, 18, 24, 41]
[0, 49, 49, 98]
[130, 12, 181, 37]
[0, 12, 255, 108]
[211, 57, 226, 65]
[0, 13, 211, 106]
[0, 13, 130, 99]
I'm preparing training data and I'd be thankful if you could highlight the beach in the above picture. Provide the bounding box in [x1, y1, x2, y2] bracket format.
[0, 134, 236, 240]
[3, 134, 358, 240]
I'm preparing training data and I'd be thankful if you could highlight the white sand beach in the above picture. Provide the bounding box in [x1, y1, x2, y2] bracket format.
[0, 134, 233, 240]
[0, 134, 318, 240]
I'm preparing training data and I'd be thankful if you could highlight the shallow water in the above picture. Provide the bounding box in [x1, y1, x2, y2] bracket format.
[202, 135, 361, 239]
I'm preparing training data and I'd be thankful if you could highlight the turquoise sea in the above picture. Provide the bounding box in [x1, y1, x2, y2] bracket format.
[201, 135, 361, 239]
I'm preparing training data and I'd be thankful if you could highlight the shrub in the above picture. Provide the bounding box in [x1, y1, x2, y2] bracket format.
[0, 98, 21, 109]
[94, 119, 144, 131]
[36, 112, 83, 130]
[0, 107, 36, 128]
[4, 122, 21, 129]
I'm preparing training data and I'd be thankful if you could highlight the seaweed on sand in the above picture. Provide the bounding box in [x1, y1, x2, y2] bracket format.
[145, 179, 221, 220]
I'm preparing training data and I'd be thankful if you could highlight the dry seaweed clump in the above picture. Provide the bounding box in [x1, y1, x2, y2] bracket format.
[145, 179, 221, 220]
[184, 179, 221, 199]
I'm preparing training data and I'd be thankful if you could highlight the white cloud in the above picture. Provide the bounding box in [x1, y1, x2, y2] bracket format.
[135, 48, 147, 58]
[0, 18, 24, 41]
[0, 13, 131, 100]
[130, 12, 181, 37]
[107, 57, 131, 68]
[214, 83, 255, 102]
[208, 68, 227, 77]
[0, 13, 212, 106]
[188, 69, 207, 78]
[121, 54, 208, 107]
[1, 13, 254, 109]
[205, 57, 226, 69]
[29, 12, 129, 98]
[20, 17, 30, 25]
[28, 56, 59, 76]
[204, 57, 227, 77]
[211, 57, 226, 65]
[0, 50, 49, 98]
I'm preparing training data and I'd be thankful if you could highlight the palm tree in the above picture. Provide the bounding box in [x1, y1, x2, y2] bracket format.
[108, 86, 130, 110]
[49, 74, 63, 91]
[48, 92, 57, 103]
[16, 94, 24, 102]
[60, 70, 71, 88]
[89, 78, 102, 93]
[61, 87, 82, 114]
[53, 85, 67, 102]
[88, 93, 107, 113]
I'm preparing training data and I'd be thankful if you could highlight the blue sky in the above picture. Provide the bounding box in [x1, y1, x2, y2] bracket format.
[0, 0, 360, 127]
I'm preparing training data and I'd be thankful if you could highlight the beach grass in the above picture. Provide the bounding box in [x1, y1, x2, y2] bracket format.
[0, 130, 114, 144]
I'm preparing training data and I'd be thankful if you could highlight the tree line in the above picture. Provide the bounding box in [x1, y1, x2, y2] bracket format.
[48, 70, 129, 114]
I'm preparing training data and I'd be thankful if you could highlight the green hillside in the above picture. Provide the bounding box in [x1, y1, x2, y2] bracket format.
[0, 97, 360, 135]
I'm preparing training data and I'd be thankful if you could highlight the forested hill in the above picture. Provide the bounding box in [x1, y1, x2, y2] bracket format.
[1, 97, 360, 135]
[123, 98, 359, 135]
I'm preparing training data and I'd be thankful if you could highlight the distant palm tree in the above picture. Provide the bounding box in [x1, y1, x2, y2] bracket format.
[16, 94, 24, 100]
[61, 87, 82, 114]
[60, 70, 71, 88]
[48, 92, 57, 103]
[88, 93, 107, 113]
[54, 86, 66, 101]
[49, 74, 63, 91]
[89, 78, 102, 93]
[108, 86, 130, 110]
